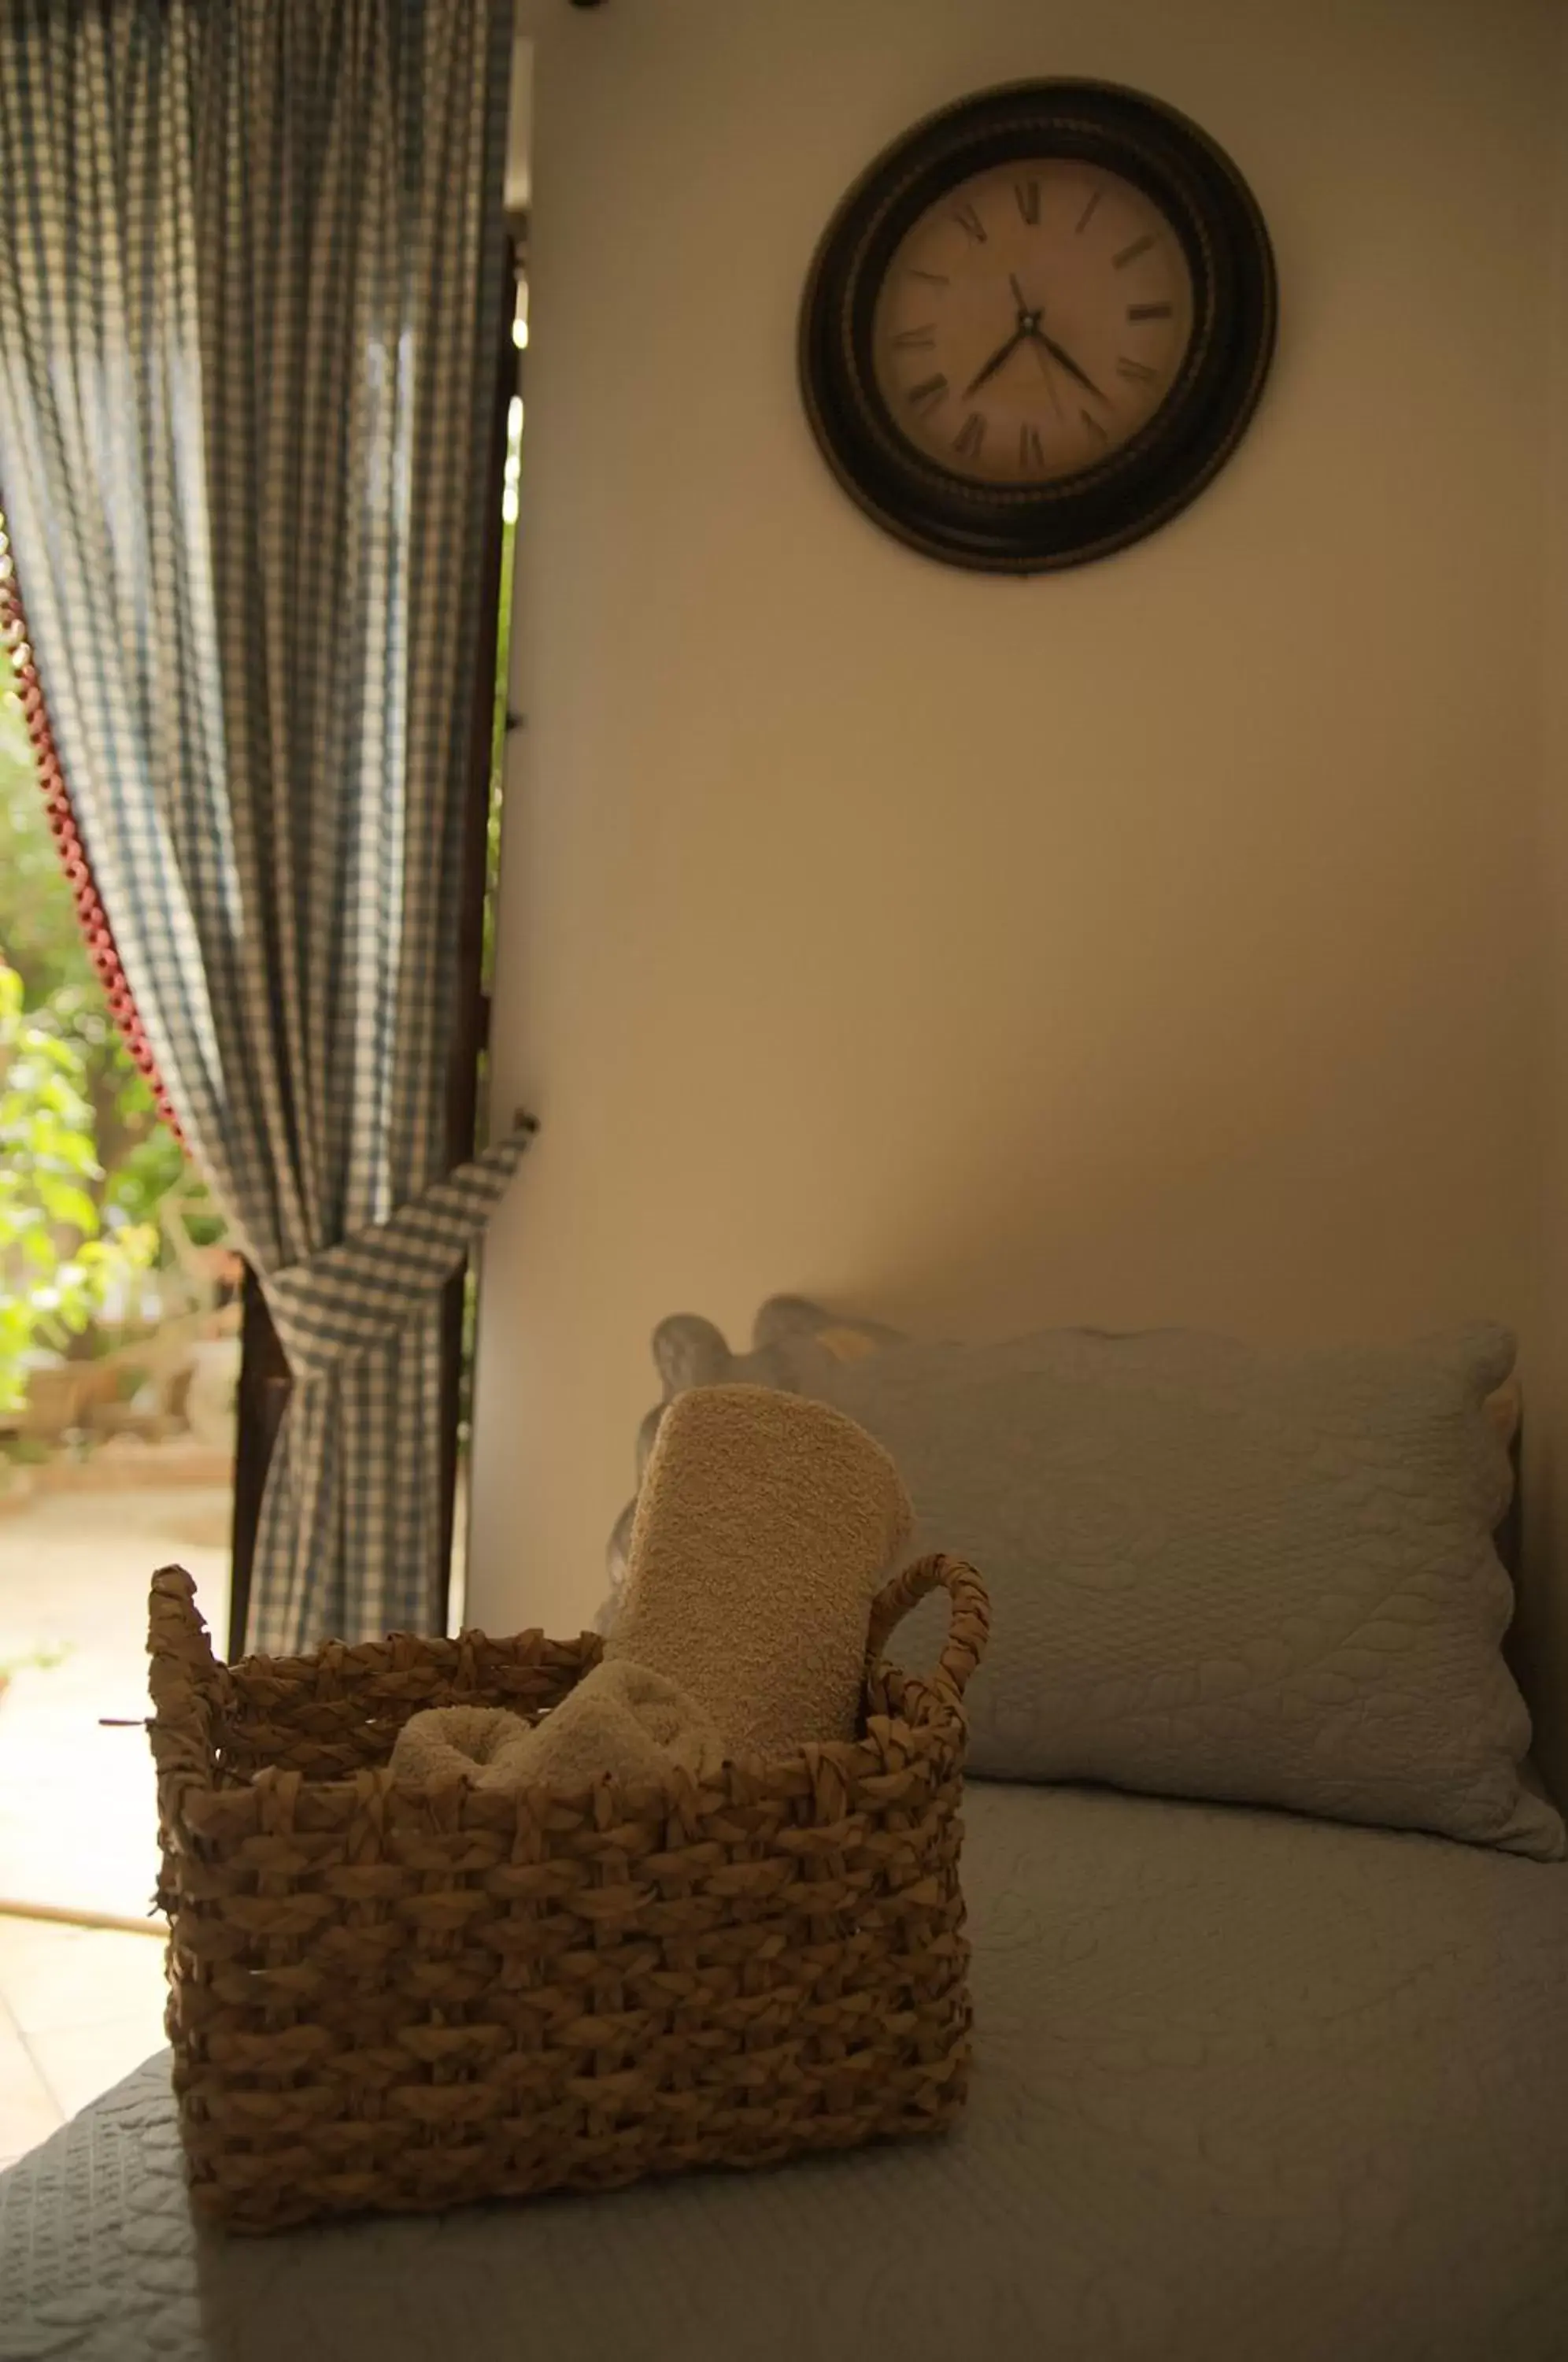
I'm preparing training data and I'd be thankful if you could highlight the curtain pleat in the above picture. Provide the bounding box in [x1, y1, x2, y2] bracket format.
[0, 0, 521, 1651]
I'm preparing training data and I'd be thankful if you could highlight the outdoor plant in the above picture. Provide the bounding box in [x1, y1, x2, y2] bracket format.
[0, 957, 158, 1413]
[0, 1639, 72, 1710]
[0, 642, 168, 1416]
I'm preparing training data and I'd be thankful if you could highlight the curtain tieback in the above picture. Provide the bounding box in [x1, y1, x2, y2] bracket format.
[261, 1116, 538, 1382]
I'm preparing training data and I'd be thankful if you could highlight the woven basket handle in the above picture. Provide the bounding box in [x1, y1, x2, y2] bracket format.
[865, 1552, 989, 1708]
[147, 1564, 228, 1795]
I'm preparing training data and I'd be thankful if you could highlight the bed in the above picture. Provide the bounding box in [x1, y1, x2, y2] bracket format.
[2, 1780, 1566, 2362]
[6, 1309, 1568, 2360]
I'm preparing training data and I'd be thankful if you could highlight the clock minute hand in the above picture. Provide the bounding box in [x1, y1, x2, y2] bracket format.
[1030, 324, 1109, 404]
[963, 324, 1027, 398]
[1028, 331, 1066, 418]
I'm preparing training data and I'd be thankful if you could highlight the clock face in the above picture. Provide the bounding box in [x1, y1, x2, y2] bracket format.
[799, 80, 1278, 572]
[872, 162, 1195, 487]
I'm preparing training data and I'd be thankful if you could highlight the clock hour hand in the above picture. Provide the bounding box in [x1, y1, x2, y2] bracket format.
[963, 324, 1027, 398]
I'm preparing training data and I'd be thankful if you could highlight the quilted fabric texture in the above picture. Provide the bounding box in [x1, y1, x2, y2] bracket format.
[611, 1304, 1562, 1859]
[4, 1783, 1566, 2362]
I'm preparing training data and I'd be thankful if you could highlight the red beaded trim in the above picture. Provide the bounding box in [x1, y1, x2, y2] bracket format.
[0, 512, 184, 1142]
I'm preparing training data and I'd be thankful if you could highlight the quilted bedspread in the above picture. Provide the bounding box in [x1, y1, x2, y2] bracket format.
[3, 1781, 1567, 2362]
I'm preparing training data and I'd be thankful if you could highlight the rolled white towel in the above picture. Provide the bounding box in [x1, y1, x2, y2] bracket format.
[387, 1703, 531, 1786]
[490, 1657, 726, 1791]
[384, 1665, 723, 1794]
[605, 1383, 913, 1757]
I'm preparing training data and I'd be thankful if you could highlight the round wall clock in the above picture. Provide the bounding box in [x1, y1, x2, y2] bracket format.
[798, 80, 1278, 572]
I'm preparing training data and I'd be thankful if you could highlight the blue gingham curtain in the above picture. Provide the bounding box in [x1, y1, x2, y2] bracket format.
[0, 0, 525, 1652]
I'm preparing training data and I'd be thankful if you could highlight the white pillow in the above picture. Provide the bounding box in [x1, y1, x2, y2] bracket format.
[613, 1305, 1563, 1860]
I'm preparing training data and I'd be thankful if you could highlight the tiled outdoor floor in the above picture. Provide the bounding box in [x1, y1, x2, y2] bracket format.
[0, 1485, 229, 2164]
[0, 1916, 169, 2166]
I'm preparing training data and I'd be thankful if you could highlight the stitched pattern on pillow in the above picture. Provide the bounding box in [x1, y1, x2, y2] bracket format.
[609, 1304, 1562, 1860]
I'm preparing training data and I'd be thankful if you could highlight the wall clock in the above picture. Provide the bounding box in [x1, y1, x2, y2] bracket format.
[798, 80, 1277, 573]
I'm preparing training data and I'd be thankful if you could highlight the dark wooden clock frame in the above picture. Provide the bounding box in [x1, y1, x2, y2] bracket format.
[798, 79, 1278, 573]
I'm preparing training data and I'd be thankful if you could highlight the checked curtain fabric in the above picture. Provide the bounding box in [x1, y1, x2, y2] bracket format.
[0, 0, 526, 1652]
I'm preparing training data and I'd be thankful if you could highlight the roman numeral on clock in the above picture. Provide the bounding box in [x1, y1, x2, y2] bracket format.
[1116, 355, 1159, 384]
[953, 410, 986, 459]
[890, 327, 937, 350]
[951, 200, 987, 243]
[1127, 301, 1173, 321]
[1015, 179, 1041, 226]
[907, 372, 949, 412]
[1019, 423, 1045, 472]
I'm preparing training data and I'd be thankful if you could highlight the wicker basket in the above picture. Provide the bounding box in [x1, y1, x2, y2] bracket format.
[147, 1552, 990, 2233]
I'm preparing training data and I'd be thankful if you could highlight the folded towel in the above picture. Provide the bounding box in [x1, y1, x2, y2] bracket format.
[388, 1704, 532, 1786]
[494, 1657, 726, 1791]
[605, 1383, 913, 1758]
[385, 1670, 722, 1794]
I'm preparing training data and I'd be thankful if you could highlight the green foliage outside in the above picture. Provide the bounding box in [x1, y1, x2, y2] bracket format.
[0, 638, 175, 1418]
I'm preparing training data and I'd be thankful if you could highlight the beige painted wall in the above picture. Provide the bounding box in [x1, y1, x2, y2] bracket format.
[470, 0, 1559, 1763]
